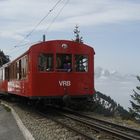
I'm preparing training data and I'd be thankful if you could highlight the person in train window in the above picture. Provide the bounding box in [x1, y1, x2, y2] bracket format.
[63, 55, 71, 72]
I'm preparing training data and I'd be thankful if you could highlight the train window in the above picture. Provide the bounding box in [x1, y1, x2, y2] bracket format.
[38, 54, 53, 72]
[56, 54, 72, 72]
[16, 60, 21, 80]
[5, 67, 9, 80]
[0, 67, 9, 81]
[8, 56, 28, 80]
[21, 56, 28, 79]
[75, 55, 88, 72]
[9, 65, 12, 80]
[9, 63, 17, 80]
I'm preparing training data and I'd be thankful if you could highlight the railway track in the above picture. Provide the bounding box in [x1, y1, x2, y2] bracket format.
[60, 107, 140, 138]
[40, 106, 140, 140]
[0, 98, 96, 140]
[1, 97, 140, 140]
[38, 109, 97, 140]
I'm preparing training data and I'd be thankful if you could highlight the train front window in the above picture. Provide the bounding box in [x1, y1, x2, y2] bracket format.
[75, 55, 88, 72]
[56, 54, 72, 72]
[38, 54, 53, 72]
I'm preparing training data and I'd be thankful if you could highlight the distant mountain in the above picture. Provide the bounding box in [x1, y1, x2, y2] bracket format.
[95, 67, 138, 109]
[95, 67, 136, 81]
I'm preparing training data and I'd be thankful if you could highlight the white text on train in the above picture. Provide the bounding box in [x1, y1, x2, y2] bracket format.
[59, 81, 71, 86]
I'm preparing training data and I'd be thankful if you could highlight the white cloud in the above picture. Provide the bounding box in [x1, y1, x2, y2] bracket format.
[0, 31, 24, 40]
[95, 67, 139, 109]
[0, 0, 140, 40]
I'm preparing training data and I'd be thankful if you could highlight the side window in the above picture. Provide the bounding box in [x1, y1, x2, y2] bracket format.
[16, 60, 21, 80]
[56, 54, 72, 72]
[0, 67, 9, 81]
[75, 55, 88, 72]
[21, 56, 28, 79]
[5, 67, 9, 80]
[38, 54, 53, 72]
[9, 65, 12, 80]
[9, 63, 16, 80]
[8, 56, 28, 80]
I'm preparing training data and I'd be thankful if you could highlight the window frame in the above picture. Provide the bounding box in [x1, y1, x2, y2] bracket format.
[56, 54, 72, 72]
[74, 54, 89, 72]
[38, 53, 54, 72]
[37, 53, 89, 73]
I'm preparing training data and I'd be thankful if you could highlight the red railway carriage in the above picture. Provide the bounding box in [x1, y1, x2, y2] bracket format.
[0, 40, 95, 101]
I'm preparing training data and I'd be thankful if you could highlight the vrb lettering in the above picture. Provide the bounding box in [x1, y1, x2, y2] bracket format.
[59, 81, 71, 86]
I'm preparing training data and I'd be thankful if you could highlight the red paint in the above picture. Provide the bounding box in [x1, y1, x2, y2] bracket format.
[0, 40, 95, 99]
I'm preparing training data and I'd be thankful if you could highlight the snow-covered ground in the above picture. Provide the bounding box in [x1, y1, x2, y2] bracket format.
[95, 67, 139, 109]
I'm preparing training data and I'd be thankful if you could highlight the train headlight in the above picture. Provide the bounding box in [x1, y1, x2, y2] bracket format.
[61, 44, 68, 49]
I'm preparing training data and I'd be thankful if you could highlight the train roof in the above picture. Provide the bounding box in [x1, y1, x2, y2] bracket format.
[0, 61, 11, 69]
[10, 40, 95, 63]
[29, 40, 95, 54]
[30, 39, 94, 50]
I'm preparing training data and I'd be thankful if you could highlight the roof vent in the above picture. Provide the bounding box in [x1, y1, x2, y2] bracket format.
[43, 34, 46, 42]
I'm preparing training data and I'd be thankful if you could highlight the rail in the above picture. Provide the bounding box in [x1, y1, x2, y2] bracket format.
[49, 107, 140, 140]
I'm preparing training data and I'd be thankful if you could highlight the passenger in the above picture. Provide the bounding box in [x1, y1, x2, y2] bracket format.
[63, 55, 71, 72]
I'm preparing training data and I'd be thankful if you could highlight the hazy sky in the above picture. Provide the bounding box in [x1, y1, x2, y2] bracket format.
[0, 0, 140, 75]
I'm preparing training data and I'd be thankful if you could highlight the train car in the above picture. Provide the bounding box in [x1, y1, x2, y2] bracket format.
[0, 40, 95, 102]
[0, 63, 9, 93]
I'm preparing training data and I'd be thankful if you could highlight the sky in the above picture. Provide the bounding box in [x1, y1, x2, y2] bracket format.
[0, 0, 140, 75]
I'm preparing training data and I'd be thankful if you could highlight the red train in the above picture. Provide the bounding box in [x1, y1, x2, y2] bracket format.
[0, 40, 95, 103]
